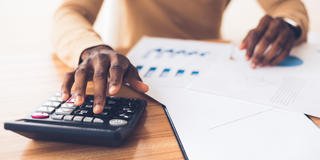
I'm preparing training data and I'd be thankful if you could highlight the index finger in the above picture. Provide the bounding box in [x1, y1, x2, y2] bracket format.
[92, 56, 109, 114]
[61, 71, 75, 101]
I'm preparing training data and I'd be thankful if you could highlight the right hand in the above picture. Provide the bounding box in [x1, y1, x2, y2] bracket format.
[60, 45, 149, 114]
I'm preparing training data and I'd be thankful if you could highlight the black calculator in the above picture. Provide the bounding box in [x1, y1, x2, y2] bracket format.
[4, 93, 147, 146]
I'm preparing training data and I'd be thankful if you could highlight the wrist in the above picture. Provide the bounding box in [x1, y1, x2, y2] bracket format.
[282, 18, 301, 39]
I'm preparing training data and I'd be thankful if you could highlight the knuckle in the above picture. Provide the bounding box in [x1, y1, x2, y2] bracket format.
[273, 42, 282, 49]
[65, 72, 74, 77]
[113, 54, 130, 65]
[109, 79, 121, 87]
[247, 29, 258, 41]
[271, 18, 282, 27]
[276, 40, 285, 48]
[110, 64, 124, 73]
[262, 15, 273, 21]
[115, 53, 127, 60]
[96, 53, 108, 59]
[248, 29, 256, 36]
[94, 95, 105, 104]
[251, 30, 259, 39]
[74, 86, 83, 92]
[110, 76, 121, 85]
[95, 53, 109, 63]
[94, 70, 106, 79]
[75, 67, 87, 75]
[263, 35, 273, 44]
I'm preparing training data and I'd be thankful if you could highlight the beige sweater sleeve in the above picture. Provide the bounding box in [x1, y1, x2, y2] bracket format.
[52, 0, 105, 69]
[257, 0, 309, 45]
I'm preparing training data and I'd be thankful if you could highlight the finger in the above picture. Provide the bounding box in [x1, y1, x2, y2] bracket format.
[124, 64, 149, 93]
[251, 18, 282, 67]
[242, 15, 273, 59]
[239, 42, 246, 50]
[261, 32, 288, 66]
[108, 55, 129, 95]
[92, 54, 109, 114]
[270, 40, 294, 66]
[61, 71, 75, 101]
[73, 65, 89, 106]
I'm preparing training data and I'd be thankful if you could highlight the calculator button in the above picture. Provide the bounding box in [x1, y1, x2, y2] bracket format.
[51, 114, 64, 120]
[83, 104, 93, 109]
[123, 107, 134, 113]
[109, 119, 128, 127]
[104, 105, 112, 110]
[63, 115, 74, 121]
[43, 101, 61, 108]
[61, 103, 76, 108]
[93, 118, 104, 124]
[36, 106, 55, 114]
[32, 112, 49, 119]
[83, 117, 93, 123]
[118, 113, 131, 119]
[55, 108, 74, 115]
[74, 109, 90, 116]
[99, 111, 108, 116]
[48, 96, 62, 102]
[106, 100, 117, 105]
[73, 116, 84, 122]
[89, 99, 94, 104]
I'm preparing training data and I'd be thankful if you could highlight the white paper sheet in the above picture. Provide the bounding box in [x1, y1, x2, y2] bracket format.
[188, 43, 320, 117]
[155, 88, 271, 130]
[181, 109, 320, 160]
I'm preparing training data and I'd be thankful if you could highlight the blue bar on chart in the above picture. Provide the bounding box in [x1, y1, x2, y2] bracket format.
[175, 69, 185, 77]
[199, 51, 209, 57]
[191, 71, 199, 76]
[144, 67, 157, 78]
[143, 48, 162, 59]
[187, 51, 197, 56]
[160, 68, 171, 77]
[136, 65, 143, 71]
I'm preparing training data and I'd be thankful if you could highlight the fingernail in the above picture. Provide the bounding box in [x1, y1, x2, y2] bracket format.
[137, 81, 149, 92]
[142, 83, 149, 92]
[239, 43, 245, 50]
[94, 104, 103, 114]
[61, 93, 68, 101]
[75, 96, 82, 105]
[109, 86, 117, 94]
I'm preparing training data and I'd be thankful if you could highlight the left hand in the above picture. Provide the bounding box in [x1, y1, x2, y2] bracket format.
[240, 15, 296, 68]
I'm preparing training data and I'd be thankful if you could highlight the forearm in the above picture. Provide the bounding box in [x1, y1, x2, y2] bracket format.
[257, 0, 309, 45]
[52, 0, 105, 68]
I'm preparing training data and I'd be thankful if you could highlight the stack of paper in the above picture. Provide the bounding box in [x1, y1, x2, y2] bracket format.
[127, 37, 320, 160]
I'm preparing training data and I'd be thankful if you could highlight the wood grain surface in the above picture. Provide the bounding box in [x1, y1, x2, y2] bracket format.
[0, 52, 184, 160]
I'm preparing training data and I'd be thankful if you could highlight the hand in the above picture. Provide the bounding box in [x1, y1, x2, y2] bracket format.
[60, 45, 149, 114]
[240, 15, 296, 68]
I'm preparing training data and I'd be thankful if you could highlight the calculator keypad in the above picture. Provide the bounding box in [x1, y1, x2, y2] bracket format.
[29, 94, 144, 128]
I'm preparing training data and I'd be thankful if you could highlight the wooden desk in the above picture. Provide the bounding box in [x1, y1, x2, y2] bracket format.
[0, 52, 184, 160]
[1, 43, 320, 160]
